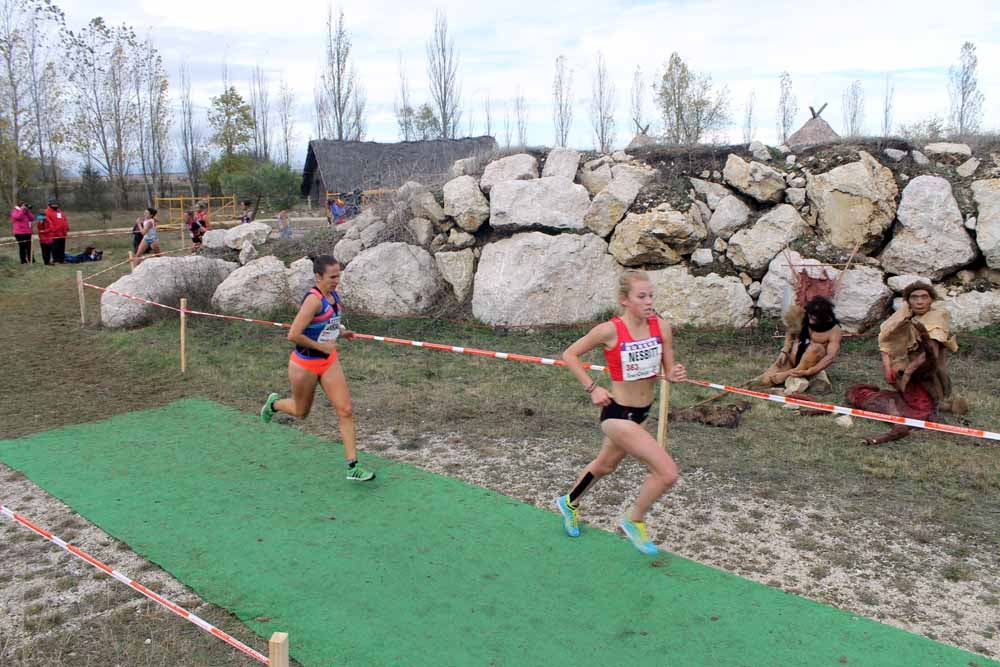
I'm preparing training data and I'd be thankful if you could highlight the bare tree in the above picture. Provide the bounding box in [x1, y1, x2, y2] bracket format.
[654, 52, 729, 145]
[134, 36, 170, 204]
[313, 79, 328, 139]
[880, 74, 895, 137]
[776, 71, 797, 144]
[23, 0, 64, 197]
[0, 0, 56, 205]
[277, 76, 296, 165]
[347, 75, 366, 141]
[65, 18, 140, 207]
[629, 65, 646, 135]
[590, 51, 616, 153]
[426, 9, 461, 138]
[466, 106, 474, 137]
[249, 64, 271, 160]
[502, 102, 512, 149]
[514, 90, 527, 147]
[552, 54, 573, 147]
[394, 54, 416, 141]
[483, 95, 492, 138]
[841, 79, 864, 137]
[948, 41, 984, 138]
[178, 64, 205, 195]
[742, 90, 756, 143]
[323, 7, 363, 140]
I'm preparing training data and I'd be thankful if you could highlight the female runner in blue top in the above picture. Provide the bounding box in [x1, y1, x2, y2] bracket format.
[260, 255, 375, 481]
[556, 269, 686, 554]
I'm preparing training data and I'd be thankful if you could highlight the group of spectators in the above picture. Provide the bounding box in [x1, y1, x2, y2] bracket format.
[10, 198, 70, 265]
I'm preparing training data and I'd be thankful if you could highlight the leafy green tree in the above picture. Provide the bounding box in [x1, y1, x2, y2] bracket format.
[208, 86, 254, 158]
[204, 153, 255, 196]
[222, 161, 300, 210]
[414, 103, 441, 140]
[74, 160, 110, 210]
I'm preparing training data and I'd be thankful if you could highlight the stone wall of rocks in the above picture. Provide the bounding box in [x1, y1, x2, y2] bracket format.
[102, 141, 1000, 333]
[330, 141, 1000, 332]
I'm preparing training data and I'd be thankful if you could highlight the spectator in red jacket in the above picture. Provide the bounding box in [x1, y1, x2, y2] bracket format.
[36, 205, 56, 265]
[10, 203, 34, 264]
[45, 199, 69, 263]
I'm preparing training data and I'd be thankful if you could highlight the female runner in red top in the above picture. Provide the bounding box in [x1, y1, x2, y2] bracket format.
[556, 269, 686, 555]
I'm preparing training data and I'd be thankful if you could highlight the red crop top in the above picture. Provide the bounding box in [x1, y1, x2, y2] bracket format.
[603, 316, 663, 382]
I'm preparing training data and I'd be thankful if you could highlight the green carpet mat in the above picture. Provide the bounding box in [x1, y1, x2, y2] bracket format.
[0, 399, 993, 666]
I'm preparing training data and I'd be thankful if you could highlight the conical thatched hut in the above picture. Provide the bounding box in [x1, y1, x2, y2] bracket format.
[301, 136, 497, 204]
[785, 105, 840, 150]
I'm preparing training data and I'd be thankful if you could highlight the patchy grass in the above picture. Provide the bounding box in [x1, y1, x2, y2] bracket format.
[2, 235, 1000, 661]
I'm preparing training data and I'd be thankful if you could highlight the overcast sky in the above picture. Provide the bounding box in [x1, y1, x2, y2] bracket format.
[56, 0, 1000, 168]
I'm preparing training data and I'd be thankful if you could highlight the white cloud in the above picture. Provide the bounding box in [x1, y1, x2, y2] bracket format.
[55, 0, 1000, 160]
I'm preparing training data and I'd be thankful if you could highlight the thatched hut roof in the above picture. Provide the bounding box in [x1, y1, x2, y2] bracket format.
[300, 136, 497, 196]
[785, 117, 840, 150]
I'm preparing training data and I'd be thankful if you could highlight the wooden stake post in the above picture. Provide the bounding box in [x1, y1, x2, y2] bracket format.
[657, 378, 670, 450]
[179, 297, 187, 373]
[76, 270, 86, 326]
[269, 632, 289, 667]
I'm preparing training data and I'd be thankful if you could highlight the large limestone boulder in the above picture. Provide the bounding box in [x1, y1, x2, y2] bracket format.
[472, 233, 620, 326]
[342, 210, 380, 241]
[879, 175, 977, 280]
[101, 256, 237, 328]
[409, 189, 445, 224]
[202, 229, 227, 250]
[448, 156, 479, 179]
[723, 154, 786, 204]
[805, 151, 898, 252]
[238, 242, 258, 265]
[610, 205, 707, 266]
[578, 157, 613, 195]
[406, 218, 435, 247]
[359, 221, 386, 248]
[542, 147, 581, 180]
[941, 289, 1000, 332]
[726, 204, 808, 275]
[612, 163, 657, 189]
[340, 243, 444, 316]
[435, 249, 475, 302]
[212, 256, 293, 316]
[225, 222, 272, 249]
[923, 142, 972, 159]
[972, 179, 1000, 269]
[708, 195, 752, 240]
[648, 266, 754, 328]
[584, 176, 642, 237]
[833, 266, 892, 333]
[333, 237, 364, 265]
[479, 153, 538, 194]
[689, 177, 733, 210]
[443, 175, 490, 233]
[489, 177, 590, 232]
[286, 257, 315, 301]
[757, 250, 841, 316]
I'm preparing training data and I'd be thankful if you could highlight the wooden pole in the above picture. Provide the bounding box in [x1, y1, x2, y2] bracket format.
[128, 250, 134, 272]
[269, 632, 289, 667]
[179, 297, 187, 373]
[76, 270, 86, 326]
[656, 378, 670, 450]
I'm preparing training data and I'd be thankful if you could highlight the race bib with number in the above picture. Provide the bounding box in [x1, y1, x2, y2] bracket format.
[618, 337, 662, 381]
[317, 313, 342, 342]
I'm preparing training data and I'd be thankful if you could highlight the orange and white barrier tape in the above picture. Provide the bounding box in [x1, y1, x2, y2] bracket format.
[0, 504, 269, 664]
[74, 280, 1000, 442]
[683, 379, 1000, 441]
[351, 332, 608, 373]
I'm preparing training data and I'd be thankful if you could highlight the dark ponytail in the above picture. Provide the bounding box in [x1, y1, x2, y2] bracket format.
[309, 254, 339, 275]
